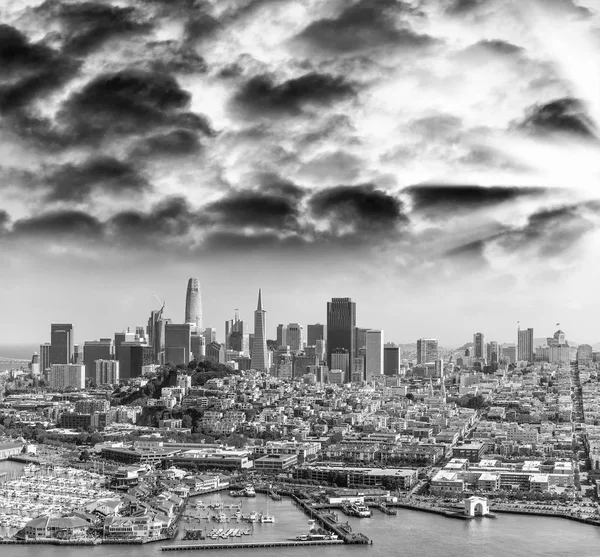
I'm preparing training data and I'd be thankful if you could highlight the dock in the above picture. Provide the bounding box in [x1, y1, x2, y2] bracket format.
[162, 540, 344, 550]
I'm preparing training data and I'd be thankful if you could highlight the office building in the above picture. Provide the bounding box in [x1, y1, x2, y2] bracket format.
[205, 342, 225, 364]
[473, 333, 485, 359]
[286, 323, 304, 352]
[73, 344, 82, 364]
[203, 327, 216, 347]
[577, 344, 593, 365]
[435, 358, 445, 378]
[147, 304, 169, 363]
[50, 323, 74, 365]
[502, 345, 517, 364]
[307, 324, 324, 347]
[50, 364, 85, 391]
[517, 327, 534, 363]
[119, 344, 154, 379]
[165, 323, 192, 365]
[315, 339, 326, 362]
[40, 343, 51, 373]
[383, 343, 400, 377]
[365, 329, 384, 381]
[330, 348, 350, 382]
[351, 356, 365, 383]
[327, 298, 356, 370]
[95, 360, 120, 385]
[293, 353, 319, 378]
[185, 278, 203, 332]
[417, 338, 438, 364]
[31, 353, 40, 377]
[276, 324, 287, 348]
[250, 289, 269, 372]
[225, 310, 249, 354]
[355, 327, 368, 360]
[84, 339, 113, 382]
[114, 331, 136, 362]
[487, 341, 499, 364]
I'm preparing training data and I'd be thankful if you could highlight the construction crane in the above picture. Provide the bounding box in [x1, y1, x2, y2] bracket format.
[154, 293, 166, 318]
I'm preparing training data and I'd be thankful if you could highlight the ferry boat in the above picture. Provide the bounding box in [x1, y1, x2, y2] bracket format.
[350, 503, 372, 517]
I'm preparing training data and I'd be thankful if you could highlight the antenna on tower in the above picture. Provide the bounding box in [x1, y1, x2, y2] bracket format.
[235, 308, 240, 321]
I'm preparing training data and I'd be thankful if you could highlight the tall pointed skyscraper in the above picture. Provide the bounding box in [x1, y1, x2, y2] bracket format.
[250, 289, 268, 371]
[185, 278, 202, 332]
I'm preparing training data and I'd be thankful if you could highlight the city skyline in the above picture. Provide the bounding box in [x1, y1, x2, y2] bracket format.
[2, 1, 600, 349]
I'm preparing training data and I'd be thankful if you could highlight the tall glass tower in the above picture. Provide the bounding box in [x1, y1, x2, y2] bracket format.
[250, 289, 268, 371]
[327, 298, 356, 375]
[185, 278, 202, 332]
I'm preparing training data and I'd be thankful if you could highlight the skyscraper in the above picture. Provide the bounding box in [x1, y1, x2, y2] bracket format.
[84, 339, 113, 381]
[40, 343, 51, 374]
[50, 323, 74, 365]
[250, 289, 268, 371]
[148, 304, 169, 363]
[165, 323, 192, 365]
[226, 310, 249, 354]
[276, 324, 287, 348]
[185, 278, 203, 332]
[384, 343, 400, 376]
[365, 329, 384, 381]
[286, 323, 304, 352]
[327, 298, 356, 370]
[473, 333, 485, 359]
[517, 327, 534, 363]
[331, 348, 350, 382]
[417, 338, 438, 364]
[307, 324, 324, 347]
[355, 327, 368, 360]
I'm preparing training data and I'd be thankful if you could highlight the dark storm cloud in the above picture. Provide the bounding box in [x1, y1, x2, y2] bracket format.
[56, 69, 208, 143]
[405, 185, 547, 213]
[206, 189, 300, 228]
[296, 0, 436, 54]
[109, 196, 195, 238]
[46, 156, 150, 202]
[459, 39, 525, 60]
[147, 41, 208, 74]
[309, 184, 406, 230]
[133, 129, 202, 157]
[12, 210, 103, 237]
[256, 173, 306, 200]
[518, 98, 597, 139]
[233, 72, 356, 116]
[0, 25, 80, 113]
[46, 2, 152, 56]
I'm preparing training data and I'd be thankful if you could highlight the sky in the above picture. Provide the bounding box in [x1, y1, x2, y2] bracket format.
[1, 0, 600, 349]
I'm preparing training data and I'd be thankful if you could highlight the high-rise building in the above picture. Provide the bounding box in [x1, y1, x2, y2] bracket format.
[327, 298, 356, 370]
[487, 341, 499, 364]
[435, 358, 445, 378]
[293, 353, 319, 378]
[365, 329, 384, 381]
[205, 341, 225, 364]
[119, 344, 154, 379]
[276, 324, 287, 348]
[147, 304, 169, 363]
[84, 339, 113, 381]
[50, 323, 74, 365]
[331, 348, 350, 382]
[352, 357, 365, 383]
[502, 345, 517, 363]
[355, 327, 368, 360]
[95, 360, 120, 385]
[203, 327, 217, 347]
[31, 353, 40, 377]
[50, 364, 85, 390]
[250, 289, 268, 371]
[185, 278, 203, 332]
[225, 310, 249, 354]
[383, 343, 400, 376]
[315, 339, 326, 362]
[165, 323, 192, 365]
[517, 327, 534, 363]
[114, 331, 136, 362]
[40, 343, 51, 373]
[417, 338, 438, 364]
[577, 344, 593, 365]
[307, 324, 324, 347]
[73, 344, 82, 364]
[473, 333, 485, 359]
[286, 323, 304, 352]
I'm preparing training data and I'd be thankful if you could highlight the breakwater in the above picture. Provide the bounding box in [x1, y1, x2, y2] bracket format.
[162, 540, 344, 550]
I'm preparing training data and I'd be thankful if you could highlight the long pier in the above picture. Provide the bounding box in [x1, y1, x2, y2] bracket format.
[162, 540, 344, 551]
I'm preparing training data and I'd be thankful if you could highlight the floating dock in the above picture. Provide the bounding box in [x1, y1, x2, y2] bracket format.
[162, 540, 344, 550]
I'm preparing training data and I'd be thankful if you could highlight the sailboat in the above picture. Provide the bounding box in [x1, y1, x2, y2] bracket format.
[260, 485, 275, 523]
